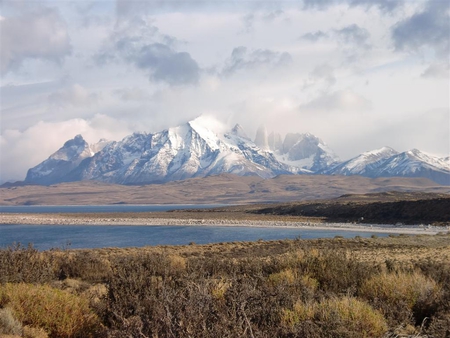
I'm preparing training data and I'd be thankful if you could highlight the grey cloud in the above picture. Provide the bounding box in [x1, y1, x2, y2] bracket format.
[0, 7, 72, 74]
[133, 43, 200, 85]
[392, 0, 449, 60]
[301, 30, 329, 42]
[348, 0, 403, 13]
[262, 9, 284, 22]
[222, 46, 293, 76]
[94, 17, 197, 85]
[115, 87, 149, 101]
[421, 61, 450, 79]
[303, 64, 336, 89]
[242, 14, 255, 33]
[302, 0, 336, 10]
[301, 24, 371, 57]
[48, 84, 99, 107]
[303, 0, 403, 12]
[335, 24, 371, 48]
[300, 90, 372, 113]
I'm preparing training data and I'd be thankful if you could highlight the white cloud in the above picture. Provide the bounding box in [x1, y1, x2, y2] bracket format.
[0, 6, 72, 74]
[0, 116, 131, 183]
[0, 1, 448, 182]
[48, 84, 99, 107]
[300, 90, 372, 113]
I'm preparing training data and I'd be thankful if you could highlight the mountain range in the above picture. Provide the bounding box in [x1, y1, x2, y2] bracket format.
[24, 116, 450, 186]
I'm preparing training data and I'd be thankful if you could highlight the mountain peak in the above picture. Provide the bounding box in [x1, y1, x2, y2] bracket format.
[231, 124, 249, 140]
[254, 125, 269, 150]
[63, 134, 86, 148]
[23, 121, 450, 186]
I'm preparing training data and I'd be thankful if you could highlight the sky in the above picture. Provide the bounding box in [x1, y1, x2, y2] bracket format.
[0, 0, 449, 183]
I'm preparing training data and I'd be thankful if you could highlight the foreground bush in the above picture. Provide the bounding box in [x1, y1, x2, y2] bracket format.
[359, 271, 441, 325]
[281, 297, 388, 337]
[0, 307, 23, 336]
[0, 244, 56, 284]
[0, 283, 103, 338]
[0, 237, 448, 337]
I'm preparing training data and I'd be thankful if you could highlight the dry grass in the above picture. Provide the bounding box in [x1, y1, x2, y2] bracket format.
[0, 234, 449, 337]
[0, 283, 103, 338]
[282, 297, 388, 337]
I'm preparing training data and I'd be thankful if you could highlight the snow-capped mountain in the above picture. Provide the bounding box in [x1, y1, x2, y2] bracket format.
[24, 117, 450, 185]
[260, 131, 339, 172]
[372, 149, 450, 185]
[25, 135, 110, 185]
[325, 146, 399, 176]
[26, 117, 296, 185]
[326, 147, 450, 185]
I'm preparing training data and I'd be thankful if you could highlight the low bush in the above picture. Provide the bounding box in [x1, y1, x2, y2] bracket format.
[0, 307, 23, 336]
[359, 271, 441, 325]
[0, 244, 56, 284]
[0, 283, 103, 338]
[281, 297, 388, 337]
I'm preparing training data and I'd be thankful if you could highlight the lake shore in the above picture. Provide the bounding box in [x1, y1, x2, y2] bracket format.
[1, 213, 447, 235]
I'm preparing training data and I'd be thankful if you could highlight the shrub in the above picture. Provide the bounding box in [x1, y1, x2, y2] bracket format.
[297, 249, 378, 295]
[359, 271, 441, 325]
[0, 307, 23, 336]
[0, 283, 103, 338]
[0, 244, 56, 284]
[281, 297, 388, 337]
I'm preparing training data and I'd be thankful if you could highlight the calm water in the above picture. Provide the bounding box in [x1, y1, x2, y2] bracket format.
[0, 224, 388, 250]
[0, 204, 228, 213]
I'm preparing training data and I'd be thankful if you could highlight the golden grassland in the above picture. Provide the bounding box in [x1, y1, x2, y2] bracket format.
[1, 233, 450, 338]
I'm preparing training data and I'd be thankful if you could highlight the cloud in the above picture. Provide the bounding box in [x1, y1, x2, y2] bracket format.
[348, 0, 403, 13]
[303, 64, 336, 90]
[241, 13, 254, 33]
[300, 90, 372, 113]
[0, 6, 72, 74]
[421, 61, 450, 79]
[0, 116, 131, 183]
[48, 84, 99, 107]
[132, 43, 200, 85]
[302, 0, 404, 12]
[334, 24, 371, 49]
[301, 30, 329, 42]
[222, 46, 292, 76]
[115, 87, 149, 101]
[301, 24, 370, 50]
[302, 0, 336, 11]
[94, 16, 198, 86]
[392, 0, 449, 59]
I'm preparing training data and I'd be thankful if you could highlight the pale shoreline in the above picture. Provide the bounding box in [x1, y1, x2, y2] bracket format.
[1, 214, 448, 235]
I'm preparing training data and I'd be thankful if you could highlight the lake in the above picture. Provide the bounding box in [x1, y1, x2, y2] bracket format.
[0, 224, 388, 250]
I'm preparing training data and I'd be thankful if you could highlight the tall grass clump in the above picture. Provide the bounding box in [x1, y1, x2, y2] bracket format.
[0, 307, 23, 336]
[281, 297, 388, 338]
[0, 244, 56, 283]
[359, 271, 441, 325]
[0, 283, 103, 338]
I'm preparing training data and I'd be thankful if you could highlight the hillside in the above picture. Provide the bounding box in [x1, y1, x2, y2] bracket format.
[1, 174, 449, 205]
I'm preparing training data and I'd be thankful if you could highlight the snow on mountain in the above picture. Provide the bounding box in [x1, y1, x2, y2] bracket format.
[326, 147, 450, 185]
[270, 132, 339, 172]
[23, 117, 450, 186]
[373, 149, 450, 185]
[325, 146, 398, 176]
[25, 135, 111, 185]
[28, 117, 294, 185]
